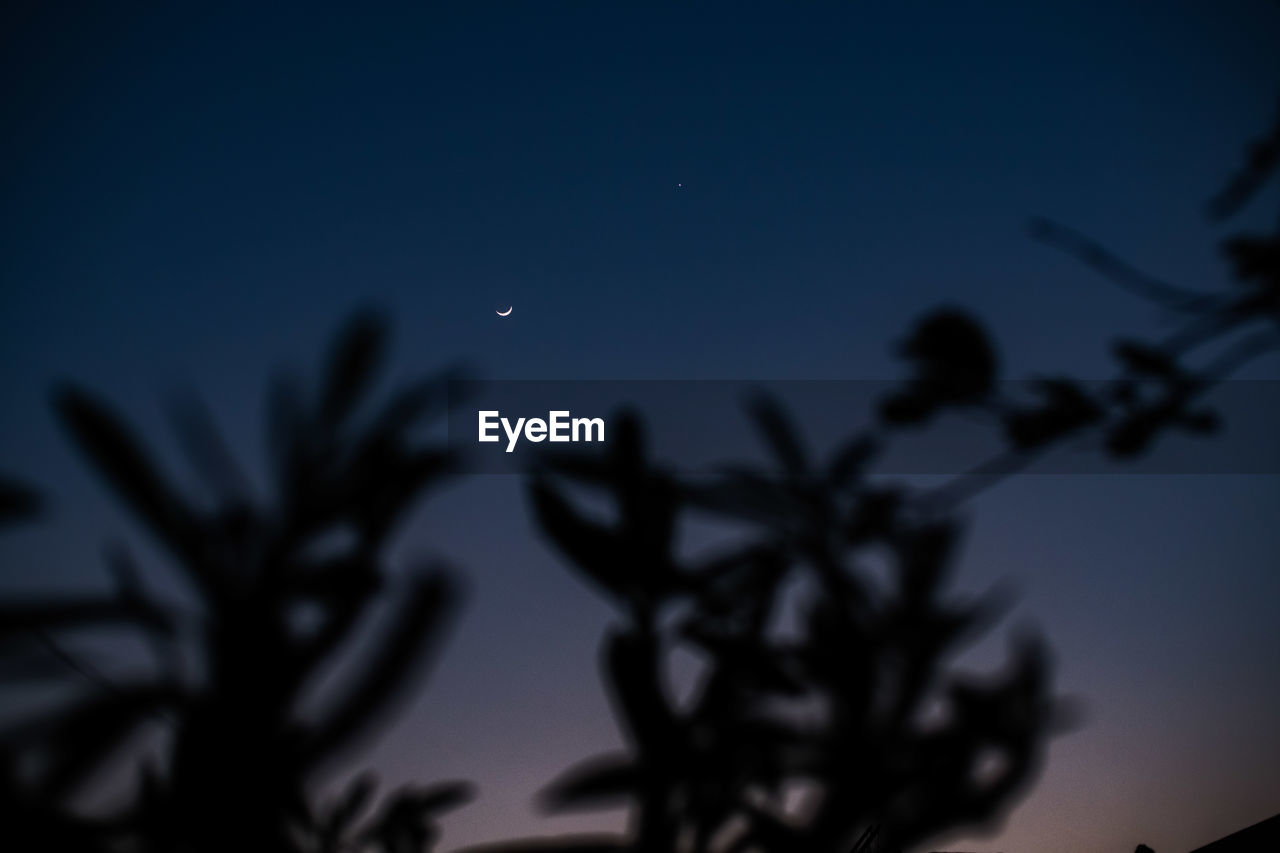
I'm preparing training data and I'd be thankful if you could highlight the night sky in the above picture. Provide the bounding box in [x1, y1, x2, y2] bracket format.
[2, 3, 1279, 851]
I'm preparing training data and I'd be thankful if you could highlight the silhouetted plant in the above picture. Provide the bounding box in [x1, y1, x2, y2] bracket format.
[0, 314, 471, 853]
[917, 99, 1280, 508]
[2, 95, 1276, 853]
[0, 476, 41, 526]
[489, 397, 1059, 853]
[467, 99, 1280, 853]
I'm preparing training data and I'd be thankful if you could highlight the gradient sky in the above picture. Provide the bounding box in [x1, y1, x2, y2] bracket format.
[2, 3, 1279, 851]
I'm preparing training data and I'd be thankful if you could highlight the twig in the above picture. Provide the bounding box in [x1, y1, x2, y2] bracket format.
[1029, 218, 1223, 314]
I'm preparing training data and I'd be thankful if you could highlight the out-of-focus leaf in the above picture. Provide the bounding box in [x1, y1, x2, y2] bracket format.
[319, 310, 388, 427]
[370, 367, 470, 437]
[169, 394, 252, 506]
[267, 371, 307, 489]
[746, 393, 808, 475]
[304, 569, 460, 767]
[53, 387, 209, 589]
[1180, 407, 1220, 434]
[1002, 378, 1104, 450]
[354, 448, 456, 542]
[0, 475, 42, 526]
[681, 470, 795, 524]
[1207, 101, 1280, 220]
[332, 772, 377, 831]
[889, 308, 999, 420]
[528, 477, 631, 601]
[826, 434, 878, 489]
[0, 640, 73, 683]
[688, 545, 786, 623]
[844, 487, 903, 544]
[0, 598, 169, 641]
[539, 753, 639, 813]
[408, 779, 474, 814]
[36, 684, 182, 801]
[361, 780, 474, 853]
[607, 411, 646, 478]
[1113, 340, 1179, 379]
[1222, 234, 1280, 288]
[1106, 410, 1164, 457]
[879, 388, 935, 425]
[894, 521, 959, 606]
[604, 629, 675, 753]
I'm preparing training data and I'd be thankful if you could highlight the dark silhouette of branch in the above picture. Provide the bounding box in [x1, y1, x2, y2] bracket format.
[910, 102, 1280, 512]
[1206, 95, 1280, 221]
[2, 83, 1275, 853]
[1028, 218, 1223, 314]
[1, 312, 471, 853]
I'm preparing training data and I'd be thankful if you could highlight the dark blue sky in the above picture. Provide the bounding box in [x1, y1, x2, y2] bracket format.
[2, 3, 1278, 851]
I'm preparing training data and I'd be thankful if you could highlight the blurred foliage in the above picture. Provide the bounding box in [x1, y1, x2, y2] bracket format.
[503, 402, 1063, 853]
[0, 314, 471, 853]
[468, 96, 1280, 853]
[1, 98, 1276, 853]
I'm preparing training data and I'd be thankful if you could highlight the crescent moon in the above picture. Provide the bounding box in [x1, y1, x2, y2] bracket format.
[496, 306, 513, 317]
